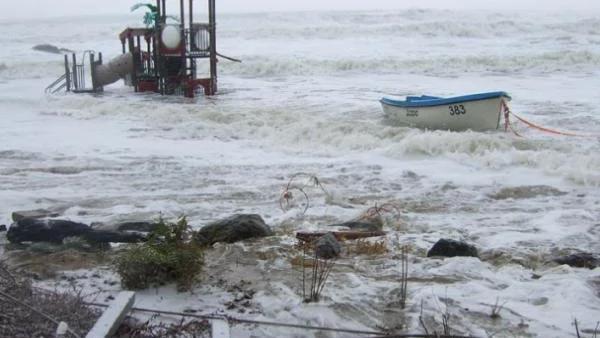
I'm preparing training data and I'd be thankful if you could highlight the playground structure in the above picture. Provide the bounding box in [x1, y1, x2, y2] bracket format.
[46, 0, 218, 98]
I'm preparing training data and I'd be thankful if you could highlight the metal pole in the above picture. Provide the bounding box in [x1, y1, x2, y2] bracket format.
[72, 53, 78, 90]
[64, 54, 71, 92]
[180, 0, 186, 67]
[98, 52, 104, 92]
[209, 0, 217, 95]
[189, 0, 193, 50]
[90, 53, 96, 91]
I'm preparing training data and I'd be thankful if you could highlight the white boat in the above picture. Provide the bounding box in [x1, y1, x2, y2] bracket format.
[380, 91, 511, 131]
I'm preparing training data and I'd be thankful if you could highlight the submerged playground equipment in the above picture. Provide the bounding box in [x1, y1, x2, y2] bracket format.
[46, 0, 218, 98]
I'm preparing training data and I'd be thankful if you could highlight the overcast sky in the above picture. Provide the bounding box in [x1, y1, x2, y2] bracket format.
[3, 0, 600, 20]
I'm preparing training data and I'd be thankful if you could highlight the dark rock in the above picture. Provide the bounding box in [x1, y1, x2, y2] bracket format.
[7, 218, 91, 244]
[81, 230, 146, 244]
[427, 238, 479, 258]
[315, 232, 341, 259]
[553, 252, 600, 269]
[32, 44, 73, 54]
[116, 221, 160, 233]
[0, 224, 6, 232]
[7, 217, 148, 245]
[193, 214, 273, 246]
[12, 209, 61, 222]
[326, 220, 381, 232]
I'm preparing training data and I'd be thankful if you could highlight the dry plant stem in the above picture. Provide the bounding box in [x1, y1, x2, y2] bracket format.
[311, 256, 334, 301]
[490, 296, 506, 319]
[442, 308, 450, 336]
[302, 244, 308, 301]
[574, 318, 581, 338]
[419, 300, 430, 336]
[399, 246, 408, 309]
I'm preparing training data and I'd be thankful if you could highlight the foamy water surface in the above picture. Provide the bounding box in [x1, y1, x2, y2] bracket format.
[1, 8, 599, 337]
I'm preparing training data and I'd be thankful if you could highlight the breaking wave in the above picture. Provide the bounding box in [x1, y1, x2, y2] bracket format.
[220, 10, 600, 39]
[221, 50, 600, 77]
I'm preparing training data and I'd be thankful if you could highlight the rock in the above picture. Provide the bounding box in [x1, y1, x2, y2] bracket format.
[81, 230, 146, 244]
[0, 224, 6, 232]
[115, 221, 160, 233]
[326, 220, 381, 232]
[7, 218, 91, 244]
[553, 252, 600, 269]
[193, 214, 273, 246]
[7, 217, 147, 245]
[32, 44, 73, 54]
[12, 209, 61, 222]
[427, 238, 479, 258]
[315, 232, 341, 259]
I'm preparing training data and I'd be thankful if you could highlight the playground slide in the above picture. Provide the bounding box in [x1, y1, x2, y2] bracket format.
[94, 53, 135, 86]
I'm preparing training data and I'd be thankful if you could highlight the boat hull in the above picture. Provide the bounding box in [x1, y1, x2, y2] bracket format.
[380, 94, 509, 132]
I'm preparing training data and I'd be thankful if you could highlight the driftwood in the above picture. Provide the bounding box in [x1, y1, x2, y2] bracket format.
[296, 231, 386, 242]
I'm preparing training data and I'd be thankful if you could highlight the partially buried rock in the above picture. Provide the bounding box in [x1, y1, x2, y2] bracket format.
[427, 238, 479, 258]
[193, 214, 273, 246]
[12, 209, 61, 222]
[81, 229, 145, 244]
[553, 252, 599, 269]
[7, 218, 91, 244]
[115, 221, 160, 233]
[315, 232, 341, 259]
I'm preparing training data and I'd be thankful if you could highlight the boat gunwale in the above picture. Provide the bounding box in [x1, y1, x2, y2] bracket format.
[380, 91, 511, 108]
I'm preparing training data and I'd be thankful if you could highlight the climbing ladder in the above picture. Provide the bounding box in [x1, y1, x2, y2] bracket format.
[45, 52, 103, 94]
[45, 73, 69, 94]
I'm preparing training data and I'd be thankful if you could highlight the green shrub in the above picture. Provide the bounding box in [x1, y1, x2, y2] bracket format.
[115, 216, 204, 291]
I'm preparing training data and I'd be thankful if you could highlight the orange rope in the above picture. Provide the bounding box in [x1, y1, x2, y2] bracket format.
[501, 100, 590, 138]
[502, 100, 522, 137]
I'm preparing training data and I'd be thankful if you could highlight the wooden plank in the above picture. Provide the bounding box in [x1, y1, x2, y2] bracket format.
[86, 291, 135, 338]
[296, 231, 386, 242]
[211, 319, 230, 338]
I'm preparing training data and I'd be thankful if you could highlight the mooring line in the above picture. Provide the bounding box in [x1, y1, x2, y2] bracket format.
[502, 100, 593, 138]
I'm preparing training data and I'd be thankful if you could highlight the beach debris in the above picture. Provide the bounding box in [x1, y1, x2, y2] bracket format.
[325, 220, 382, 232]
[427, 239, 479, 258]
[296, 230, 386, 242]
[193, 214, 273, 246]
[279, 172, 329, 215]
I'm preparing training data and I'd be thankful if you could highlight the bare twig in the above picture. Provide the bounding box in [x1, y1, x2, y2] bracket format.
[490, 296, 506, 319]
